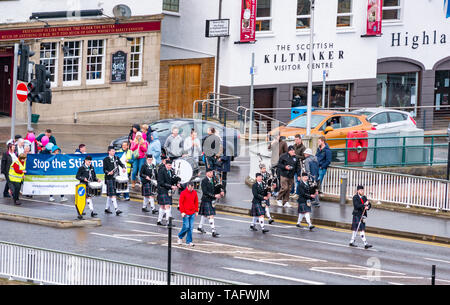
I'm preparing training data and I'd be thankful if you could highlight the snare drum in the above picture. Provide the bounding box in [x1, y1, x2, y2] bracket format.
[115, 176, 129, 192]
[87, 182, 102, 197]
[172, 157, 199, 184]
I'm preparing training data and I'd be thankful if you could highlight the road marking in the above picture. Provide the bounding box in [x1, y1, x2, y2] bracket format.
[223, 267, 325, 285]
[20, 197, 73, 208]
[424, 257, 450, 265]
[90, 232, 142, 242]
[233, 257, 289, 267]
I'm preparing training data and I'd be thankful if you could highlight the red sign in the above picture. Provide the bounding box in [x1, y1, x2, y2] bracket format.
[240, 0, 257, 43]
[16, 82, 28, 103]
[366, 0, 383, 36]
[0, 21, 161, 41]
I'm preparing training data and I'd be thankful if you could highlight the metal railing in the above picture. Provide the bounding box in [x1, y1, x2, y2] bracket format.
[74, 105, 159, 123]
[0, 241, 237, 285]
[322, 166, 450, 212]
[328, 134, 449, 167]
[236, 106, 287, 136]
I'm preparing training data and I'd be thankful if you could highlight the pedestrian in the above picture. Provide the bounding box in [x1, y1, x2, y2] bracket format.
[276, 146, 300, 208]
[177, 181, 199, 247]
[157, 157, 179, 226]
[76, 155, 101, 218]
[268, 132, 288, 171]
[140, 154, 158, 214]
[303, 148, 320, 206]
[291, 134, 306, 195]
[103, 146, 126, 216]
[296, 172, 316, 231]
[259, 163, 275, 224]
[16, 138, 25, 155]
[127, 123, 140, 144]
[183, 129, 202, 165]
[36, 129, 57, 146]
[164, 126, 184, 160]
[216, 135, 231, 193]
[49, 146, 67, 203]
[202, 127, 222, 171]
[23, 140, 31, 156]
[316, 136, 332, 191]
[130, 131, 148, 188]
[25, 128, 37, 154]
[349, 185, 372, 249]
[148, 130, 162, 165]
[197, 168, 221, 237]
[8, 153, 27, 205]
[75, 144, 86, 154]
[2, 141, 17, 198]
[118, 141, 132, 201]
[250, 173, 270, 233]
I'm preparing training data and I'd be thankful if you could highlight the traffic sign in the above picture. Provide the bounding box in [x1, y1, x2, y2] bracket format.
[16, 82, 28, 103]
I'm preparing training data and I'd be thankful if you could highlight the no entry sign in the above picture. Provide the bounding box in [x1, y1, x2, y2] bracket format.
[16, 82, 28, 103]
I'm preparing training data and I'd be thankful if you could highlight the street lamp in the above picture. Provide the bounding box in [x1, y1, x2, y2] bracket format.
[306, 0, 315, 136]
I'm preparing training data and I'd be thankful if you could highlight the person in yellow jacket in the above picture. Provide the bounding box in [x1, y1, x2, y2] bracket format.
[9, 153, 27, 205]
[118, 141, 132, 201]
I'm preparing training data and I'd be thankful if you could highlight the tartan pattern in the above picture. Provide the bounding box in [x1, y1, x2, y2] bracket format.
[351, 215, 365, 231]
[157, 193, 172, 206]
[250, 202, 265, 217]
[297, 202, 312, 214]
[198, 200, 216, 216]
[142, 182, 156, 197]
[105, 179, 117, 197]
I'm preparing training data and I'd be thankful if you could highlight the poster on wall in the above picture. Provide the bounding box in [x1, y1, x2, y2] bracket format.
[365, 0, 383, 36]
[240, 0, 257, 42]
[111, 51, 127, 83]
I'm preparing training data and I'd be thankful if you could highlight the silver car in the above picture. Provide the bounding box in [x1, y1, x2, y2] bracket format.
[351, 108, 417, 130]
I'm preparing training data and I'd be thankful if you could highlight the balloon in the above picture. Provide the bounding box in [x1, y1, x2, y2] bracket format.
[45, 143, 54, 151]
[41, 136, 49, 146]
[26, 133, 35, 142]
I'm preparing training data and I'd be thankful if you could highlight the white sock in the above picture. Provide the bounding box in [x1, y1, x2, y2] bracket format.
[209, 218, 215, 231]
[166, 207, 172, 220]
[259, 217, 265, 229]
[297, 213, 305, 224]
[143, 197, 149, 209]
[112, 197, 118, 210]
[305, 213, 312, 226]
[150, 197, 155, 209]
[360, 231, 367, 244]
[251, 217, 257, 226]
[106, 197, 111, 210]
[350, 231, 357, 243]
[158, 208, 164, 222]
[199, 216, 206, 228]
[265, 207, 272, 219]
[87, 199, 93, 211]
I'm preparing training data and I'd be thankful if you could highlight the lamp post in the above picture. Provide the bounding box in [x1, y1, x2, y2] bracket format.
[306, 0, 315, 136]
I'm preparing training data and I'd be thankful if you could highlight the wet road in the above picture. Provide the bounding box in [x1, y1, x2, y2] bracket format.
[0, 195, 449, 285]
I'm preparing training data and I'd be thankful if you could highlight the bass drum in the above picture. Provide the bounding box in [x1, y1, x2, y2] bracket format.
[172, 156, 199, 184]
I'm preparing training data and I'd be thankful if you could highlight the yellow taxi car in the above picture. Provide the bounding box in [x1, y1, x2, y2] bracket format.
[269, 110, 374, 148]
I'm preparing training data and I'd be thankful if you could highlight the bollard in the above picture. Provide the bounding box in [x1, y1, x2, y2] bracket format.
[431, 265, 436, 285]
[340, 172, 348, 205]
[167, 217, 172, 286]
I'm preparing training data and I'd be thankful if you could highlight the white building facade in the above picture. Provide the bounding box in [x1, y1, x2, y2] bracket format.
[162, 0, 450, 130]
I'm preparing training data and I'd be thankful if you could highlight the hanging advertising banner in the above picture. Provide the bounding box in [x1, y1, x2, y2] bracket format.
[240, 0, 257, 42]
[366, 0, 383, 36]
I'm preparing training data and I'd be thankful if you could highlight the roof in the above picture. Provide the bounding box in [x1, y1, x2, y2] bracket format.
[352, 108, 411, 116]
[160, 44, 214, 61]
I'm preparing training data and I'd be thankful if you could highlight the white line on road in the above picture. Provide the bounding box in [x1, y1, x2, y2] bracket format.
[90, 232, 142, 242]
[223, 267, 325, 285]
[424, 257, 450, 265]
[233, 256, 289, 267]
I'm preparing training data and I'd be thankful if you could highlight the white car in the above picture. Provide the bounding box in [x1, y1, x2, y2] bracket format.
[351, 108, 417, 130]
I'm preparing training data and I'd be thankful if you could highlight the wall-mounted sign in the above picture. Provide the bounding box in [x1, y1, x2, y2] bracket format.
[240, 0, 256, 43]
[365, 0, 383, 36]
[205, 19, 230, 37]
[111, 51, 127, 83]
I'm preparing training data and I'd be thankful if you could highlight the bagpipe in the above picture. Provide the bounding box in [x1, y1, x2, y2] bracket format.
[168, 163, 182, 196]
[212, 173, 224, 207]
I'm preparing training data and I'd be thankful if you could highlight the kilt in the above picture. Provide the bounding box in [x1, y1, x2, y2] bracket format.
[250, 202, 266, 217]
[297, 202, 312, 214]
[157, 193, 172, 206]
[199, 201, 216, 216]
[141, 182, 154, 197]
[105, 179, 117, 197]
[351, 215, 366, 231]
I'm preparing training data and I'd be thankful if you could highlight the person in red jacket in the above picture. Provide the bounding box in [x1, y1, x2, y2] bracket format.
[177, 182, 199, 246]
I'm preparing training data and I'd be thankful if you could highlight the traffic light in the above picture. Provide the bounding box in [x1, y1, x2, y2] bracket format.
[28, 64, 52, 104]
[27, 78, 39, 103]
[18, 43, 35, 82]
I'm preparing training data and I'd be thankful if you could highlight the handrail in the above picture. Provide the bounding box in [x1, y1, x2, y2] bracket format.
[74, 105, 159, 123]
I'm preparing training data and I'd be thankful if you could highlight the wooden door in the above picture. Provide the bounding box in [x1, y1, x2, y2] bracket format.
[168, 64, 201, 118]
[0, 56, 12, 115]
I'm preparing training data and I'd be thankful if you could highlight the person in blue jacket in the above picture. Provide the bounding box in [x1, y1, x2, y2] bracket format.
[147, 130, 162, 165]
[315, 136, 332, 190]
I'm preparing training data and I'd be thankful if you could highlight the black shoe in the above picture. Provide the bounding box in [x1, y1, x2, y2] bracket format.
[77, 215, 83, 220]
[364, 244, 373, 249]
[115, 210, 122, 216]
[142, 207, 150, 212]
[212, 231, 220, 238]
[262, 229, 269, 234]
[250, 225, 257, 231]
[197, 227, 206, 233]
[104, 209, 113, 214]
[309, 225, 315, 231]
[14, 200, 21, 206]
[157, 221, 164, 226]
[91, 211, 97, 218]
[296, 224, 302, 228]
[268, 219, 274, 224]
[349, 242, 357, 247]
[167, 223, 176, 228]
[152, 209, 158, 214]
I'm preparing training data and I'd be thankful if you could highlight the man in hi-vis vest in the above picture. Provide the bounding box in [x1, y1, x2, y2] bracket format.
[8, 153, 27, 205]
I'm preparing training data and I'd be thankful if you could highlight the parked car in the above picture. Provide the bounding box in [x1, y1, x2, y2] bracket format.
[351, 108, 417, 130]
[111, 119, 241, 158]
[269, 110, 374, 148]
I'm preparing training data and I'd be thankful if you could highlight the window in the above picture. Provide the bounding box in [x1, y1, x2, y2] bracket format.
[296, 0, 311, 29]
[341, 116, 362, 128]
[377, 72, 419, 109]
[370, 113, 388, 125]
[337, 0, 353, 27]
[163, 0, 179, 12]
[62, 41, 82, 86]
[130, 37, 143, 82]
[382, 0, 401, 21]
[86, 39, 105, 84]
[256, 0, 271, 32]
[388, 112, 407, 122]
[40, 42, 58, 86]
[292, 84, 350, 109]
[287, 115, 326, 129]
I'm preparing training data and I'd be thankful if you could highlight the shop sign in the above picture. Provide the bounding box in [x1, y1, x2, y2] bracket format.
[111, 51, 127, 83]
[365, 0, 383, 36]
[240, 0, 256, 43]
